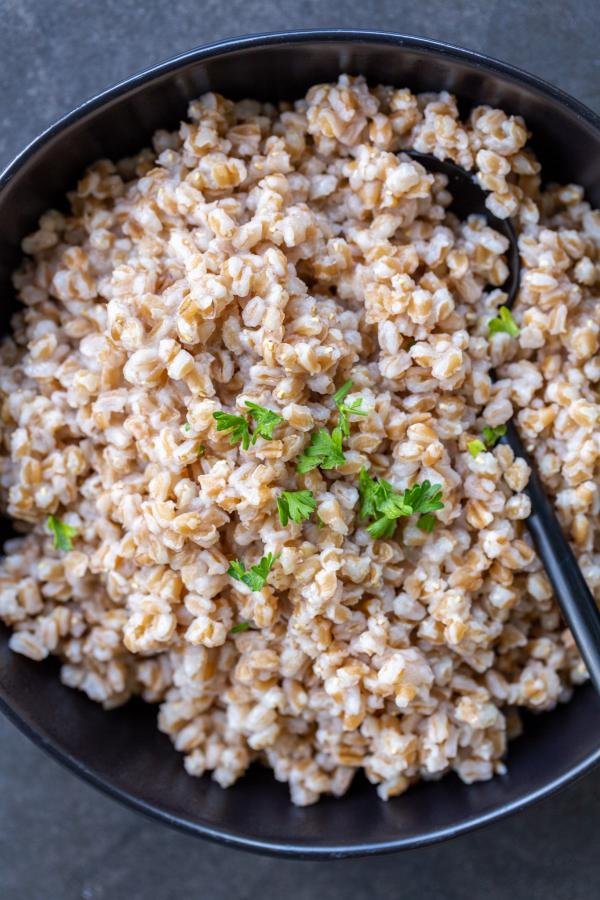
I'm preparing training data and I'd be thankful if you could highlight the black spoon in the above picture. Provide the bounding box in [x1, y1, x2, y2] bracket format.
[406, 151, 600, 693]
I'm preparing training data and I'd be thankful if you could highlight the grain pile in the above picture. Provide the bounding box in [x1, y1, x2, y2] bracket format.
[0, 76, 598, 804]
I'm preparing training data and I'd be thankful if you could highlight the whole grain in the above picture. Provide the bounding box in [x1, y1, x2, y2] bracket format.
[0, 76, 598, 805]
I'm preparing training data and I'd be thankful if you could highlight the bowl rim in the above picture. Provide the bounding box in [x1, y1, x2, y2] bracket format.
[2, 683, 600, 859]
[1, 28, 600, 859]
[2, 28, 600, 193]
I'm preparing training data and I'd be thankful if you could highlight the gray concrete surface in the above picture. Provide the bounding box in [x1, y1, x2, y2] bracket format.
[1, 1, 599, 897]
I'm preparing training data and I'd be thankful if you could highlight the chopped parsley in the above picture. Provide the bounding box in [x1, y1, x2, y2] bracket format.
[403, 481, 445, 516]
[227, 552, 279, 591]
[415, 512, 437, 533]
[468, 424, 507, 458]
[293, 381, 366, 474]
[358, 468, 444, 538]
[230, 621, 251, 634]
[213, 402, 283, 450]
[46, 515, 77, 551]
[297, 426, 346, 474]
[366, 513, 398, 540]
[488, 306, 519, 337]
[358, 466, 387, 519]
[196, 444, 205, 457]
[213, 411, 252, 450]
[482, 424, 507, 447]
[183, 421, 191, 433]
[277, 489, 317, 526]
[333, 379, 368, 437]
[467, 439, 487, 458]
[244, 402, 284, 442]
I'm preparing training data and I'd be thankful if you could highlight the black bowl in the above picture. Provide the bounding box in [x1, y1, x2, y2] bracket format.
[1, 30, 599, 859]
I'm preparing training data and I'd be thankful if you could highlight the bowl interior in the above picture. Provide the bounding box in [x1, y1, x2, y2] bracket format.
[1, 32, 599, 857]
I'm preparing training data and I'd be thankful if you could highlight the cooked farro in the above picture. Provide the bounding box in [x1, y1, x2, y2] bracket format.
[1, 76, 598, 805]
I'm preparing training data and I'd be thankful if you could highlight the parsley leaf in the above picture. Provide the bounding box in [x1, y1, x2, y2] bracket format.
[417, 513, 437, 533]
[333, 379, 368, 437]
[213, 411, 252, 450]
[358, 467, 380, 519]
[482, 424, 507, 448]
[401, 480, 444, 516]
[293, 382, 365, 474]
[227, 552, 279, 591]
[245, 401, 284, 442]
[367, 515, 398, 539]
[488, 306, 519, 337]
[379, 490, 413, 519]
[359, 469, 406, 519]
[230, 621, 251, 634]
[197, 444, 205, 457]
[46, 515, 77, 551]
[359, 468, 400, 537]
[468, 425, 507, 458]
[227, 560, 247, 580]
[358, 469, 444, 538]
[183, 421, 191, 433]
[467, 439, 487, 458]
[277, 489, 317, 526]
[297, 427, 346, 473]
[213, 403, 283, 450]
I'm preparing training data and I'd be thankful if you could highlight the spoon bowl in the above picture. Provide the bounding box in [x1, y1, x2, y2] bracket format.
[405, 150, 521, 306]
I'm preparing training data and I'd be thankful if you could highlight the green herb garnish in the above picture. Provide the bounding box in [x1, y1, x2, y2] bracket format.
[213, 402, 283, 450]
[297, 427, 346, 474]
[294, 381, 366, 474]
[227, 552, 279, 591]
[277, 489, 317, 526]
[402, 481, 445, 516]
[358, 468, 444, 538]
[213, 411, 252, 450]
[482, 424, 507, 448]
[244, 402, 284, 442]
[488, 306, 519, 337]
[46, 515, 77, 551]
[358, 466, 387, 519]
[333, 380, 368, 437]
[366, 514, 398, 540]
[183, 421, 191, 433]
[416, 512, 437, 533]
[468, 424, 507, 458]
[467, 439, 487, 458]
[230, 621, 251, 634]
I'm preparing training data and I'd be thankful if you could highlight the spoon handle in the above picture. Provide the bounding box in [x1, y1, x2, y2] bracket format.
[504, 422, 600, 693]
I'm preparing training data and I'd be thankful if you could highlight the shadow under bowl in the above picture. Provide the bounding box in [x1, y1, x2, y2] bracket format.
[1, 30, 599, 858]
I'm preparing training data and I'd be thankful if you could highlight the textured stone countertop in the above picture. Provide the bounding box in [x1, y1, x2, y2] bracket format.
[1, 2, 599, 897]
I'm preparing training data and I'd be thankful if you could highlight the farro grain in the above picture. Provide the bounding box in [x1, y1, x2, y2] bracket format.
[0, 76, 598, 805]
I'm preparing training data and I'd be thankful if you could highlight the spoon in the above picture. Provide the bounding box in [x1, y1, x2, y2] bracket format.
[406, 150, 600, 693]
